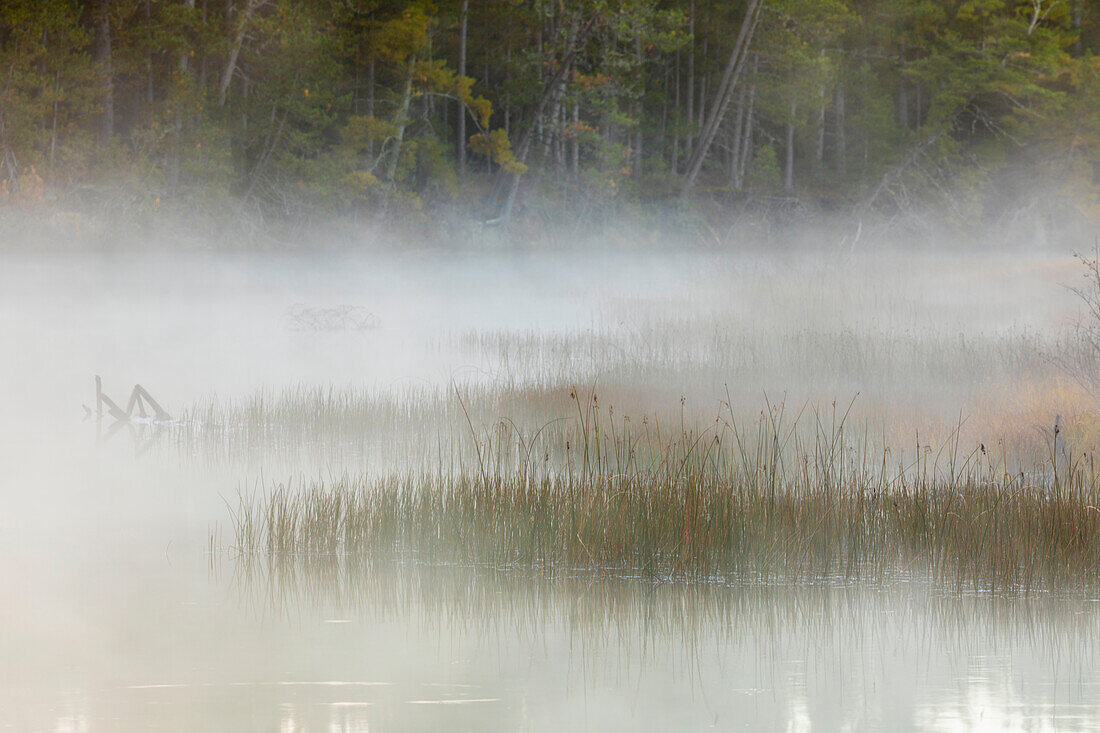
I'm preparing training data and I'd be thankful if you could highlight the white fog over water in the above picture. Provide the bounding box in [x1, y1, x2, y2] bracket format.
[3, 247, 1100, 732]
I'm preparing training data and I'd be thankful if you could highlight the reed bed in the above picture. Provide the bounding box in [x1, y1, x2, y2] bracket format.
[204, 256, 1099, 590]
[223, 394, 1100, 593]
[175, 303, 1093, 474]
[171, 253, 1097, 473]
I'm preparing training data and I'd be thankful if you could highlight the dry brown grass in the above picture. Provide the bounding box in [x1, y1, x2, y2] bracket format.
[200, 254, 1100, 594]
[221, 392, 1100, 593]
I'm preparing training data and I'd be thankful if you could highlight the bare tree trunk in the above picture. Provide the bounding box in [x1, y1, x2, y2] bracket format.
[241, 105, 288, 207]
[142, 0, 155, 107]
[377, 61, 417, 215]
[815, 51, 825, 172]
[686, 0, 694, 158]
[441, 84, 448, 131]
[536, 30, 545, 158]
[367, 59, 375, 118]
[697, 37, 707, 136]
[672, 48, 680, 174]
[198, 0, 209, 87]
[897, 44, 908, 129]
[180, 0, 194, 72]
[539, 54, 569, 170]
[816, 98, 825, 169]
[660, 63, 669, 163]
[555, 102, 565, 180]
[680, 0, 763, 197]
[571, 101, 579, 180]
[457, 0, 468, 177]
[386, 63, 416, 187]
[835, 81, 845, 175]
[785, 101, 795, 192]
[50, 70, 60, 166]
[915, 81, 922, 128]
[168, 0, 196, 195]
[219, 0, 268, 108]
[495, 16, 595, 223]
[730, 81, 745, 188]
[736, 64, 755, 188]
[855, 128, 947, 220]
[37, 27, 51, 160]
[634, 32, 643, 182]
[504, 16, 512, 137]
[1075, 1, 1083, 57]
[93, 0, 114, 146]
[367, 58, 375, 158]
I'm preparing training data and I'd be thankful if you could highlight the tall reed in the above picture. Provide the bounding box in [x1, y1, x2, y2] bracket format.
[223, 392, 1100, 592]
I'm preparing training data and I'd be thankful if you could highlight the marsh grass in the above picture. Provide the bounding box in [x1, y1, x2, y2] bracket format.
[200, 255, 1100, 592]
[222, 392, 1100, 593]
[176, 313, 1089, 472]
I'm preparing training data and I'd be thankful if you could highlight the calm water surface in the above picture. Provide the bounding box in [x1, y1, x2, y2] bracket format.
[2, 251, 1099, 731]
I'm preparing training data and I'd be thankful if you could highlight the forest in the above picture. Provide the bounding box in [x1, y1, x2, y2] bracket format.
[2, 0, 1099, 247]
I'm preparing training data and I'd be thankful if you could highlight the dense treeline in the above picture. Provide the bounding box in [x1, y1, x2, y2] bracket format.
[2, 0, 1099, 245]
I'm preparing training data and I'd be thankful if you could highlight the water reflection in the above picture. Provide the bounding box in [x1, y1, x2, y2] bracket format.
[216, 555, 1100, 731]
[92, 416, 169, 456]
[5, 250, 1100, 732]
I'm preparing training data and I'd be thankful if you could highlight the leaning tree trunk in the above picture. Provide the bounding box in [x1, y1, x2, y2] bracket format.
[680, 0, 763, 198]
[385, 63, 416, 189]
[219, 0, 268, 108]
[493, 15, 595, 224]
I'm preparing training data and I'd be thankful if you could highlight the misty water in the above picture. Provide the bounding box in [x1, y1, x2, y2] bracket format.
[4, 249, 1100, 732]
